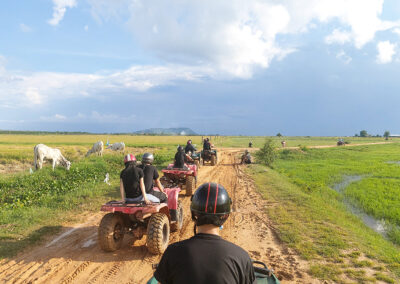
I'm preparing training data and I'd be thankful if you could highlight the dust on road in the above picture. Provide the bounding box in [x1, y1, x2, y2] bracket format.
[0, 149, 320, 284]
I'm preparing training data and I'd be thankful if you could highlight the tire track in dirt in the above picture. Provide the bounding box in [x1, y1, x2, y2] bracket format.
[0, 149, 321, 284]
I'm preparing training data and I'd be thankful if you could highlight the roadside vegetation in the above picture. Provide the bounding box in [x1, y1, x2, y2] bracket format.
[248, 143, 400, 282]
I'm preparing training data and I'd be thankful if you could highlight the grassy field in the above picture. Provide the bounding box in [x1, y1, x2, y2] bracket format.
[248, 143, 400, 282]
[213, 135, 389, 148]
[275, 143, 400, 243]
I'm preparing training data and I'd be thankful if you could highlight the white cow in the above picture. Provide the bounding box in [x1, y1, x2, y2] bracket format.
[86, 141, 104, 157]
[106, 142, 125, 151]
[34, 144, 71, 171]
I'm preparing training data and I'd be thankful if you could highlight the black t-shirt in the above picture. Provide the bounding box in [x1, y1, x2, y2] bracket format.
[203, 141, 211, 150]
[154, 233, 255, 284]
[184, 144, 196, 154]
[120, 165, 144, 198]
[174, 151, 185, 168]
[138, 164, 159, 193]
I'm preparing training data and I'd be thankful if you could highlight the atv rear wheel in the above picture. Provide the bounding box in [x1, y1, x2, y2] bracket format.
[185, 176, 195, 196]
[211, 155, 217, 166]
[147, 213, 170, 254]
[98, 213, 125, 252]
[170, 201, 184, 232]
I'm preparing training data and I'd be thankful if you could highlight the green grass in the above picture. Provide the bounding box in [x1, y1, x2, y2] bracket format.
[214, 136, 389, 148]
[274, 143, 400, 243]
[248, 163, 400, 282]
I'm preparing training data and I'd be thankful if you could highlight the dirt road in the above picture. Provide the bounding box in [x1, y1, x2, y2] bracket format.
[0, 149, 320, 284]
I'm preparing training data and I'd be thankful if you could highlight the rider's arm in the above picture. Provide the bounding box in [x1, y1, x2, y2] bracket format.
[120, 179, 125, 201]
[155, 178, 165, 193]
[140, 178, 151, 204]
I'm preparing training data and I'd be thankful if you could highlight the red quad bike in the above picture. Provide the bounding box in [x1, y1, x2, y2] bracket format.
[98, 187, 183, 255]
[162, 163, 197, 196]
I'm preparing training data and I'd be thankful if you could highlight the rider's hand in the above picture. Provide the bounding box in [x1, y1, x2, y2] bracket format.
[144, 198, 151, 205]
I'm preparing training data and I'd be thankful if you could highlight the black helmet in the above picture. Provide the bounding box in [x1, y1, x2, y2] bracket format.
[142, 152, 154, 164]
[177, 146, 183, 152]
[191, 183, 231, 227]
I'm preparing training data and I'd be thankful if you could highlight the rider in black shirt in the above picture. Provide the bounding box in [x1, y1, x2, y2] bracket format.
[154, 183, 255, 284]
[184, 139, 197, 154]
[119, 154, 151, 204]
[203, 138, 211, 151]
[138, 153, 168, 203]
[173, 146, 187, 168]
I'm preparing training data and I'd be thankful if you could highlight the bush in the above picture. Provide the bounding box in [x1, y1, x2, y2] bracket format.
[255, 139, 276, 167]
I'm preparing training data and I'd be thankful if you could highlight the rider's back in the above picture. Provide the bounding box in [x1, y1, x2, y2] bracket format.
[154, 233, 254, 284]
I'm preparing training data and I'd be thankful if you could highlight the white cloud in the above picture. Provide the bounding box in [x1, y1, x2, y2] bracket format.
[325, 29, 352, 45]
[40, 111, 136, 124]
[40, 114, 67, 121]
[25, 88, 43, 105]
[84, 25, 89, 31]
[0, 63, 215, 108]
[88, 0, 400, 77]
[336, 50, 352, 64]
[19, 23, 32, 33]
[376, 41, 396, 64]
[48, 0, 77, 26]
[393, 28, 400, 36]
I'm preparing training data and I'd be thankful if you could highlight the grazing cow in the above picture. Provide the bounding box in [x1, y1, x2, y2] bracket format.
[281, 141, 286, 148]
[86, 141, 104, 157]
[34, 144, 71, 171]
[106, 142, 125, 151]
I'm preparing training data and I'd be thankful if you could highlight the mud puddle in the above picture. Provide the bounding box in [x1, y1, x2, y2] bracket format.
[331, 175, 387, 236]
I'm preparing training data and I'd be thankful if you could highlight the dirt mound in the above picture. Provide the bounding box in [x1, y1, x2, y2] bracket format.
[0, 149, 320, 283]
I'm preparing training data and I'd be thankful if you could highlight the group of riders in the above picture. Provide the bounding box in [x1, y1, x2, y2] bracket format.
[119, 138, 256, 284]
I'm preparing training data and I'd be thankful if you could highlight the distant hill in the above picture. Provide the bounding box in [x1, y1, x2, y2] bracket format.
[134, 128, 198, 135]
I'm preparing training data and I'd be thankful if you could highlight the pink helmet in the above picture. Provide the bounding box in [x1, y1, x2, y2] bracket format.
[187, 139, 192, 144]
[124, 154, 136, 164]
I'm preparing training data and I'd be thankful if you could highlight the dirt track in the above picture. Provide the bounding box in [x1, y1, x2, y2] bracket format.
[0, 149, 320, 284]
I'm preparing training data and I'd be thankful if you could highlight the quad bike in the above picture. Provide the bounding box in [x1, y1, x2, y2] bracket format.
[186, 151, 201, 169]
[98, 187, 183, 255]
[161, 163, 197, 196]
[201, 149, 217, 166]
[146, 260, 280, 283]
[241, 153, 252, 164]
[337, 139, 345, 146]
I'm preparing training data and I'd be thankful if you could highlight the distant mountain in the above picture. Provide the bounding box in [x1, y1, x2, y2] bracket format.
[134, 127, 198, 135]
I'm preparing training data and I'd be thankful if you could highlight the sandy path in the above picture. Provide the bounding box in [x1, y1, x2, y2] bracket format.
[0, 150, 320, 284]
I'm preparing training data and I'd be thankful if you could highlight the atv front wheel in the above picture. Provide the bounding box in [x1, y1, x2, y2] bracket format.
[170, 201, 184, 232]
[147, 213, 170, 254]
[98, 213, 125, 252]
[185, 176, 195, 196]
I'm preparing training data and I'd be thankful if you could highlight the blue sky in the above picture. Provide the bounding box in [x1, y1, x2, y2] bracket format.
[1, 0, 400, 135]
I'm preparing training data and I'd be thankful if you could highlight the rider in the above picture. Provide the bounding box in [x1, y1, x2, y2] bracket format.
[138, 153, 168, 203]
[241, 150, 252, 164]
[203, 138, 211, 151]
[120, 154, 158, 204]
[154, 183, 255, 284]
[184, 139, 197, 154]
[174, 146, 187, 169]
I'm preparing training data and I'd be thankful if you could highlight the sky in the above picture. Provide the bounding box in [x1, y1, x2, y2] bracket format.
[1, 0, 400, 136]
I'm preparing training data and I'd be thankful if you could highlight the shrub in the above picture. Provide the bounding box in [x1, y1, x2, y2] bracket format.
[255, 139, 276, 167]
